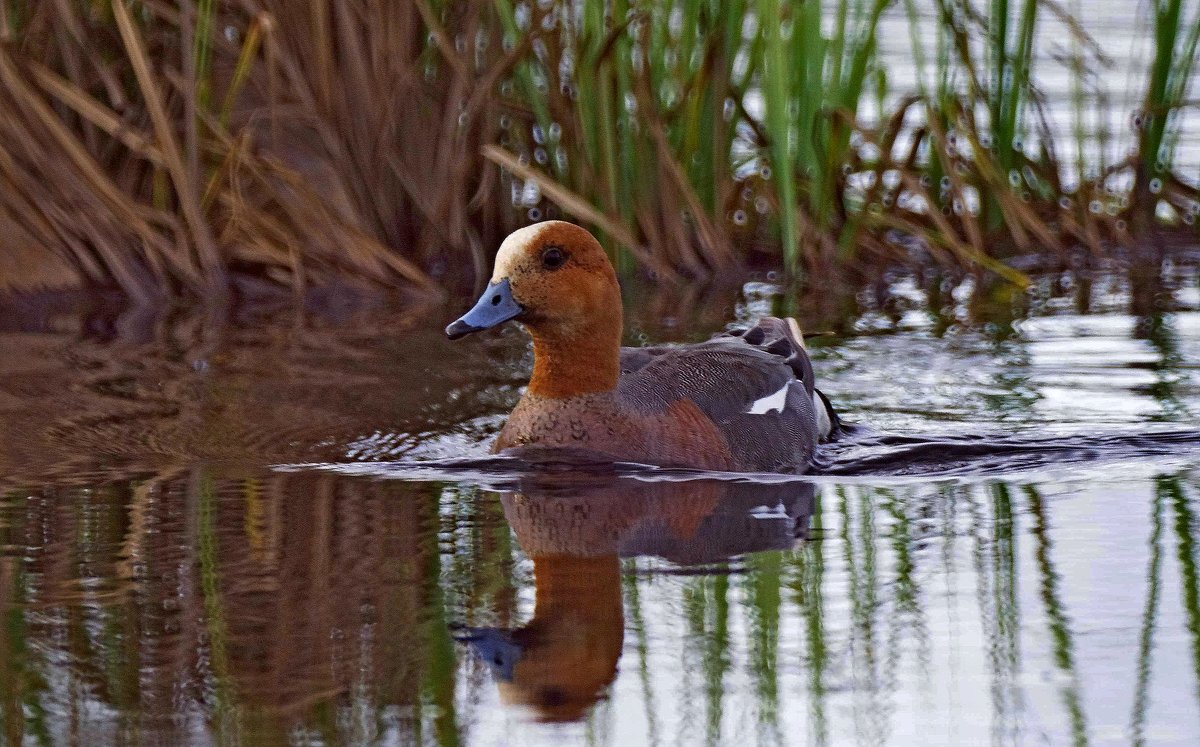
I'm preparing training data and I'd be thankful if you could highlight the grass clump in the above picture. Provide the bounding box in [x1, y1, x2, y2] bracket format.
[0, 1, 1198, 302]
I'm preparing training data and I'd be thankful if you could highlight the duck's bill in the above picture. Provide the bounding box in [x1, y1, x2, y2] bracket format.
[445, 278, 524, 339]
[454, 627, 523, 681]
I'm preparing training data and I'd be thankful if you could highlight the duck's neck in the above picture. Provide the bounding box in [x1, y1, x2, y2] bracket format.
[527, 314, 622, 398]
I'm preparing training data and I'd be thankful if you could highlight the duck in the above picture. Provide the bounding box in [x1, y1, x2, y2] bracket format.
[445, 221, 839, 473]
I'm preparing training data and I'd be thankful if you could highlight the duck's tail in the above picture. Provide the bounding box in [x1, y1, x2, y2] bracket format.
[781, 317, 846, 440]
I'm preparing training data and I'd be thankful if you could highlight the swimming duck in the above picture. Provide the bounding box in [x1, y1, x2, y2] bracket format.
[445, 221, 839, 473]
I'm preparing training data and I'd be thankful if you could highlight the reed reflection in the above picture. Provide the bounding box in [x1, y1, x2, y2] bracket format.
[462, 475, 815, 723]
[0, 468, 479, 745]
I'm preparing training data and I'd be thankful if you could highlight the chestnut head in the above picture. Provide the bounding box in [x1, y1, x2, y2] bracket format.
[445, 222, 620, 340]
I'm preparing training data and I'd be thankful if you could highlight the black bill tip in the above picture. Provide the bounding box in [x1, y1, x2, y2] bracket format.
[445, 319, 481, 340]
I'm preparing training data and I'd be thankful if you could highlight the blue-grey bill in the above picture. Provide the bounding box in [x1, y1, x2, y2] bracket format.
[445, 278, 524, 339]
[454, 627, 523, 681]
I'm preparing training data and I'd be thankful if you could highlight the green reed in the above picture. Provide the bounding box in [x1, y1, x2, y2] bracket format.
[757, 0, 892, 269]
[1137, 0, 1200, 222]
[988, 0, 1037, 171]
[491, 0, 748, 276]
[193, 0, 217, 113]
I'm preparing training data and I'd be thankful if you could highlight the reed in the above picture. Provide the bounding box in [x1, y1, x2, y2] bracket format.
[1133, 0, 1200, 231]
[0, 0, 1197, 302]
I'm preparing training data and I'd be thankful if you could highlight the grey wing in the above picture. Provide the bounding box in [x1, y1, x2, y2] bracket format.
[617, 318, 836, 472]
[618, 342, 798, 421]
[619, 316, 821, 417]
[619, 317, 810, 383]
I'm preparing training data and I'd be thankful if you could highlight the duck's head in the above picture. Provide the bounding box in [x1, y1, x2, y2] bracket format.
[460, 553, 624, 723]
[445, 221, 621, 342]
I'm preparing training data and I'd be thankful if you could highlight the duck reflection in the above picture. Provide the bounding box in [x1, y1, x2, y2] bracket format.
[460, 476, 815, 722]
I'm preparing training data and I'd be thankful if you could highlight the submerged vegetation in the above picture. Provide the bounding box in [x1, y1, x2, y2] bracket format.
[0, 0, 1198, 301]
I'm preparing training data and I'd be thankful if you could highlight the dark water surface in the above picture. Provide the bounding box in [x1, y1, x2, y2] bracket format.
[2, 259, 1200, 746]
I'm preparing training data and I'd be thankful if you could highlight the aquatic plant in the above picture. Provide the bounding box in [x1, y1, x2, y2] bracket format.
[0, 0, 1197, 301]
[1133, 0, 1200, 232]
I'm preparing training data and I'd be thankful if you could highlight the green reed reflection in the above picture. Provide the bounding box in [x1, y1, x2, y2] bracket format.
[2, 559, 49, 747]
[708, 573, 732, 746]
[197, 469, 236, 741]
[840, 485, 888, 745]
[746, 549, 784, 743]
[1131, 478, 1165, 746]
[1164, 477, 1200, 709]
[791, 494, 829, 747]
[1130, 263, 1191, 422]
[974, 483, 1021, 744]
[422, 487, 461, 747]
[1025, 485, 1089, 747]
[881, 488, 932, 694]
[622, 568, 661, 746]
[682, 573, 708, 743]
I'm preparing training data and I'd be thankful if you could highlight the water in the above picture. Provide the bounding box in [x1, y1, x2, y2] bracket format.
[2, 256, 1200, 745]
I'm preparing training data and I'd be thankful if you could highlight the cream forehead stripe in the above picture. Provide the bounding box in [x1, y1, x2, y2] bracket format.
[491, 223, 550, 282]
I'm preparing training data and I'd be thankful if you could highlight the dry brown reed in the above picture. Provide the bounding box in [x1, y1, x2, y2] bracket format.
[0, 0, 506, 301]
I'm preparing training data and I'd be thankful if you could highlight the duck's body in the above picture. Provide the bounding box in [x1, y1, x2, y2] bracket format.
[447, 221, 838, 474]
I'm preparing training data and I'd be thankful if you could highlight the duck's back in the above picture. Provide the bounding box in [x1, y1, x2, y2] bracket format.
[616, 318, 834, 472]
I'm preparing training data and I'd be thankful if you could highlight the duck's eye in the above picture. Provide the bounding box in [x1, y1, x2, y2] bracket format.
[541, 246, 567, 270]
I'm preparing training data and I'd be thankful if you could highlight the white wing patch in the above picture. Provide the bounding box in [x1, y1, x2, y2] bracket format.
[747, 382, 835, 439]
[747, 381, 791, 414]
